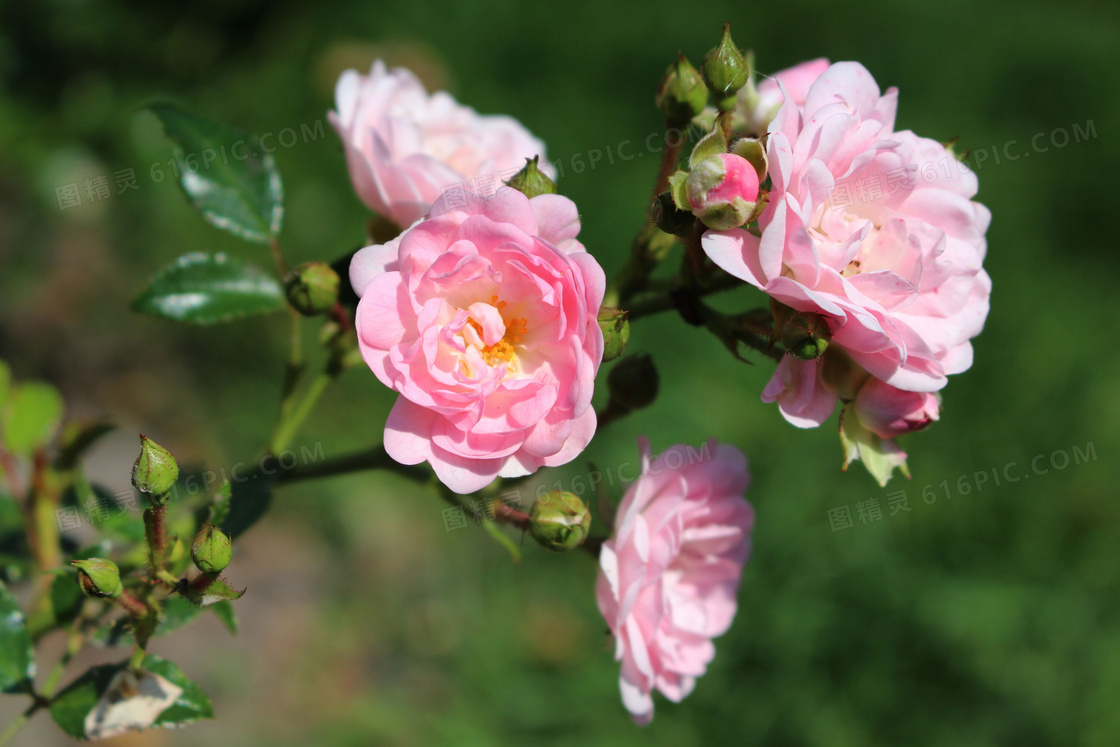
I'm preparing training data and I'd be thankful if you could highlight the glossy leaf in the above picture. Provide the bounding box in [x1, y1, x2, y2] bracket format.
[148, 104, 283, 243]
[49, 654, 213, 739]
[131, 252, 285, 324]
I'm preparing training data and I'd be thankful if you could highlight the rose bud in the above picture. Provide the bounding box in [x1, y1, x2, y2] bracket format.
[607, 352, 660, 413]
[529, 491, 591, 552]
[854, 378, 940, 439]
[656, 53, 708, 123]
[132, 435, 179, 498]
[780, 311, 832, 361]
[597, 307, 630, 363]
[505, 155, 558, 199]
[191, 525, 232, 576]
[686, 153, 760, 231]
[285, 262, 340, 317]
[72, 558, 123, 599]
[702, 23, 749, 110]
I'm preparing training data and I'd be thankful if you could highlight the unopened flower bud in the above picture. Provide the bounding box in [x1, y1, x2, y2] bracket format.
[652, 191, 695, 236]
[686, 153, 760, 230]
[529, 491, 591, 552]
[598, 308, 630, 363]
[607, 352, 660, 413]
[285, 262, 340, 317]
[505, 156, 558, 199]
[781, 311, 832, 360]
[656, 53, 709, 123]
[702, 23, 749, 110]
[72, 558, 122, 599]
[132, 435, 179, 498]
[854, 378, 940, 439]
[191, 525, 232, 576]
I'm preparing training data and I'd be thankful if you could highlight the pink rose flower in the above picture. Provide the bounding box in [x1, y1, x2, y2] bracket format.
[596, 438, 753, 725]
[740, 57, 830, 133]
[686, 153, 760, 230]
[706, 61, 991, 428]
[330, 60, 554, 227]
[853, 377, 939, 439]
[350, 187, 605, 494]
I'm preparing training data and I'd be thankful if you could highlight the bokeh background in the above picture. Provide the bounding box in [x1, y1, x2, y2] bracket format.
[1, 0, 1118, 744]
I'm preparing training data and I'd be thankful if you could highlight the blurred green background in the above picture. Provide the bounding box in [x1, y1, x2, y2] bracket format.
[1, 0, 1118, 744]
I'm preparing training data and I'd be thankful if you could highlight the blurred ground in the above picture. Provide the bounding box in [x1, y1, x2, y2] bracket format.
[1, 0, 1118, 744]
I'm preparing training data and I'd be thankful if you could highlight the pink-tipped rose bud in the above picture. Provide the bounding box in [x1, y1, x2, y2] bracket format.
[854, 378, 940, 439]
[685, 153, 760, 231]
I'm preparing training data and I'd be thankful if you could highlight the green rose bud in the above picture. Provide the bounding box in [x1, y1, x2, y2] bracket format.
[656, 53, 709, 123]
[702, 23, 749, 110]
[781, 311, 832, 360]
[132, 435, 179, 498]
[597, 307, 630, 363]
[505, 156, 558, 199]
[607, 352, 660, 413]
[191, 524, 232, 576]
[284, 262, 340, 317]
[529, 491, 591, 552]
[72, 558, 122, 599]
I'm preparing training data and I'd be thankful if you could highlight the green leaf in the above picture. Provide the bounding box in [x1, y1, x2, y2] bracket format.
[92, 596, 204, 648]
[147, 104, 283, 243]
[50, 573, 84, 627]
[2, 380, 64, 456]
[0, 581, 34, 693]
[49, 654, 213, 739]
[219, 467, 275, 539]
[209, 600, 238, 634]
[131, 252, 285, 324]
[839, 404, 910, 487]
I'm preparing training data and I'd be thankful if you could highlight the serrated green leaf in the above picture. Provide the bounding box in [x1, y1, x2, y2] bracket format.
[131, 252, 285, 324]
[49, 654, 213, 739]
[2, 381, 64, 456]
[49, 662, 119, 738]
[0, 581, 34, 693]
[209, 600, 238, 634]
[839, 403, 910, 487]
[148, 104, 283, 243]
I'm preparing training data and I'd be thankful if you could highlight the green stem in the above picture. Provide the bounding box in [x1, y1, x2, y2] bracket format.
[269, 371, 332, 455]
[0, 705, 35, 747]
[278, 444, 429, 485]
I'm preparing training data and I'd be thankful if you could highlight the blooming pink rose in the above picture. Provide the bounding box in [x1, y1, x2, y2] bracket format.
[330, 60, 554, 227]
[350, 187, 605, 494]
[596, 438, 753, 725]
[686, 153, 760, 230]
[707, 61, 991, 428]
[740, 57, 830, 132]
[853, 377, 939, 439]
